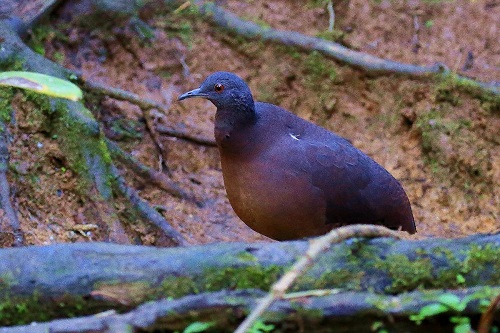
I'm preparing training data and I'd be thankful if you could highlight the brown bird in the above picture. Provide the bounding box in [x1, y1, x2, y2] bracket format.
[179, 72, 416, 240]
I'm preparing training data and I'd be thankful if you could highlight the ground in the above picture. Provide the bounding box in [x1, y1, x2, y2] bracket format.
[5, 0, 499, 246]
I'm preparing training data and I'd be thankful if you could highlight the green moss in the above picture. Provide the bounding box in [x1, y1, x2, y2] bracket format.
[303, 51, 337, 88]
[160, 276, 199, 299]
[203, 265, 282, 291]
[0, 87, 14, 123]
[236, 251, 258, 263]
[435, 73, 500, 113]
[27, 24, 69, 56]
[462, 244, 500, 284]
[20, 90, 114, 195]
[316, 29, 345, 43]
[375, 244, 500, 294]
[414, 107, 482, 180]
[0, 292, 89, 326]
[293, 268, 363, 292]
[375, 254, 434, 293]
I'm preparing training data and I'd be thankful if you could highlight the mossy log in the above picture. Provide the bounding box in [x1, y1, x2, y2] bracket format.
[0, 234, 498, 327]
[0, 288, 498, 333]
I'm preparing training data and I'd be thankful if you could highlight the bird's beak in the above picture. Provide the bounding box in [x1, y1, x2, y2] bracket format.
[178, 88, 206, 101]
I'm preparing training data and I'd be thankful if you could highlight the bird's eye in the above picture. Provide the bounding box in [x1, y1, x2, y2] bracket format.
[214, 83, 225, 93]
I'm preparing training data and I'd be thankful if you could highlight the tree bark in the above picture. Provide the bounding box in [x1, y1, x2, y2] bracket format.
[0, 234, 497, 326]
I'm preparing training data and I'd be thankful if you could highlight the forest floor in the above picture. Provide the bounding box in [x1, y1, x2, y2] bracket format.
[7, 0, 499, 245]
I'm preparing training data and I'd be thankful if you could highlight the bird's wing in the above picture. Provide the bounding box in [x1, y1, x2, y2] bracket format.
[302, 139, 390, 226]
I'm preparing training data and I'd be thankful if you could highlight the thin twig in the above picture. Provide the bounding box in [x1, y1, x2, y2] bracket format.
[327, 0, 335, 32]
[411, 15, 420, 54]
[234, 224, 405, 333]
[156, 125, 216, 146]
[83, 78, 213, 146]
[106, 138, 201, 205]
[143, 107, 170, 172]
[111, 165, 189, 246]
[83, 79, 170, 114]
[194, 0, 499, 95]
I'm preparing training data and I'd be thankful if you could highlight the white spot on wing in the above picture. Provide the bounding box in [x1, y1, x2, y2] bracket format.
[289, 133, 300, 141]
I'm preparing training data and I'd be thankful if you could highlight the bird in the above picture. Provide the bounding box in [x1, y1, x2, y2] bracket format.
[178, 72, 416, 240]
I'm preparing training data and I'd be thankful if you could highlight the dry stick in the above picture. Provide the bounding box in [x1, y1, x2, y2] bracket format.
[477, 293, 500, 333]
[143, 107, 170, 172]
[111, 165, 189, 246]
[106, 138, 202, 205]
[194, 1, 499, 95]
[156, 125, 216, 146]
[0, 122, 23, 246]
[233, 224, 405, 333]
[82, 79, 213, 147]
[327, 0, 335, 32]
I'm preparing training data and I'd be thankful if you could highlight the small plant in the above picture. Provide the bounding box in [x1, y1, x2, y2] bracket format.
[177, 321, 215, 333]
[410, 292, 491, 333]
[249, 320, 275, 333]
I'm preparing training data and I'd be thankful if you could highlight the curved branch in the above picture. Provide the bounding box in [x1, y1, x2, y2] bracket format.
[235, 225, 404, 333]
[106, 138, 199, 202]
[155, 125, 216, 146]
[111, 165, 189, 246]
[193, 1, 499, 95]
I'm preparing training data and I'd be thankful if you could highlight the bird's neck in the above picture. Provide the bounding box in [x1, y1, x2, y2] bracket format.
[214, 105, 258, 154]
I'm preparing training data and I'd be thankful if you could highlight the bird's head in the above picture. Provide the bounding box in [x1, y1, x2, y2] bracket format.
[178, 72, 255, 112]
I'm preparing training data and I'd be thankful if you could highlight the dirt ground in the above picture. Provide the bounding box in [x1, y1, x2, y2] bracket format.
[6, 0, 499, 246]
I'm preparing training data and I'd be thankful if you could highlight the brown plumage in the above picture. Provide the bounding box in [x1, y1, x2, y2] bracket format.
[179, 72, 416, 240]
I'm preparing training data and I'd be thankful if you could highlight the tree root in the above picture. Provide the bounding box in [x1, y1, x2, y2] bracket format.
[155, 124, 216, 146]
[0, 19, 185, 245]
[0, 122, 23, 246]
[111, 165, 188, 246]
[190, 0, 498, 95]
[105, 138, 199, 202]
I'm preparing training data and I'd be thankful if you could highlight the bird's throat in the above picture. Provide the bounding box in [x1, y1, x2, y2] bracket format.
[214, 107, 258, 153]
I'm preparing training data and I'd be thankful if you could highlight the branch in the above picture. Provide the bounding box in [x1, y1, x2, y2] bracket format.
[111, 165, 189, 246]
[193, 0, 499, 95]
[0, 287, 497, 333]
[105, 138, 201, 204]
[82, 78, 215, 146]
[235, 225, 404, 333]
[0, 234, 497, 320]
[155, 125, 216, 146]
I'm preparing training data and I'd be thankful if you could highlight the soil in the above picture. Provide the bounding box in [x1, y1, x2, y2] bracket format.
[4, 0, 499, 246]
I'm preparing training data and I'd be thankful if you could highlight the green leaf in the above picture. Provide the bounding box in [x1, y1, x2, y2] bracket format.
[438, 294, 465, 311]
[183, 321, 215, 333]
[456, 274, 466, 284]
[410, 303, 449, 323]
[451, 317, 471, 333]
[249, 320, 275, 333]
[0, 71, 82, 101]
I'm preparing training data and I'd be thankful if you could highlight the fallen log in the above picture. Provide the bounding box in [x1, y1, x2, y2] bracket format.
[0, 287, 498, 333]
[0, 234, 497, 326]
